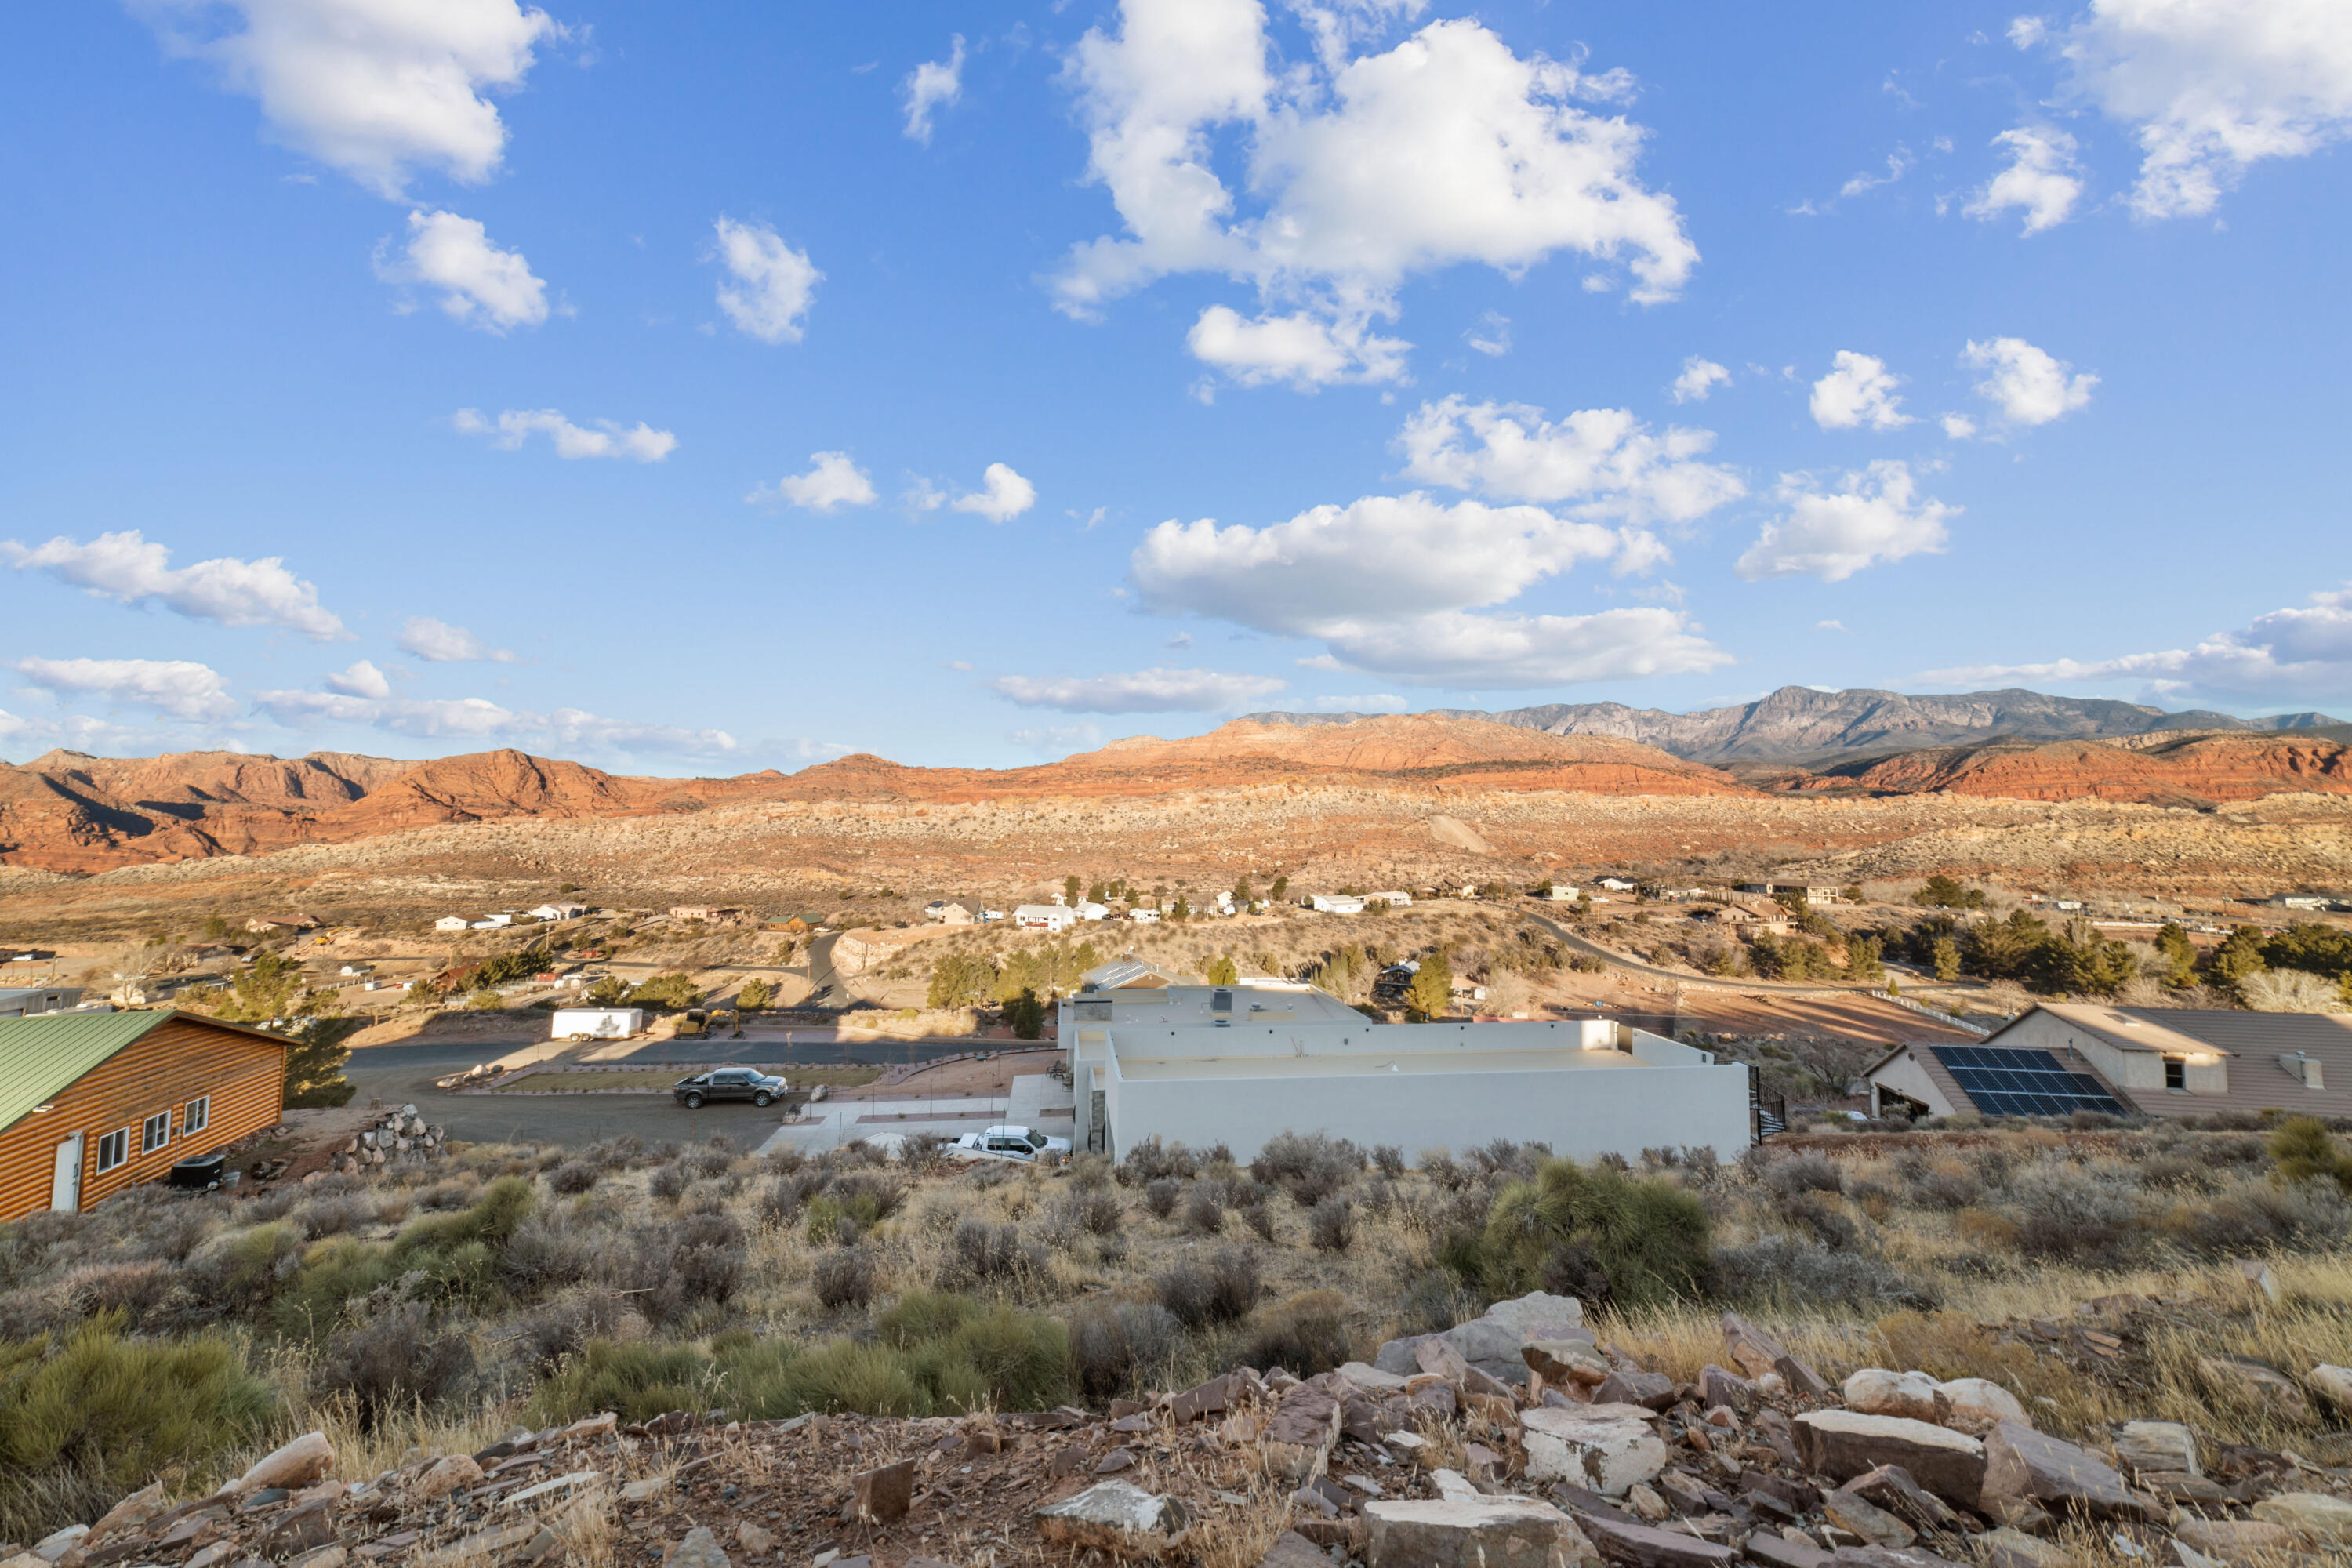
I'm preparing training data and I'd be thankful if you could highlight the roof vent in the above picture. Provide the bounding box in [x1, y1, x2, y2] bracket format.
[2281, 1051, 2325, 1090]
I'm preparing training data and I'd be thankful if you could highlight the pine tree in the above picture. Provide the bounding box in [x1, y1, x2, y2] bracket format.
[1204, 954, 1239, 985]
[1405, 950, 1454, 1020]
[283, 1019, 355, 1108]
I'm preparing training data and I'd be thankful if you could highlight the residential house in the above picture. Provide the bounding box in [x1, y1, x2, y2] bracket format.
[245, 914, 322, 935]
[1541, 884, 1581, 902]
[0, 1011, 288, 1221]
[668, 906, 748, 926]
[1309, 895, 1367, 915]
[1073, 902, 1110, 922]
[1368, 891, 1414, 907]
[1865, 1004, 2352, 1122]
[1127, 909, 1161, 924]
[1595, 877, 1639, 893]
[1014, 905, 1077, 932]
[2272, 893, 2334, 912]
[529, 902, 590, 921]
[434, 916, 474, 932]
[0, 988, 87, 1019]
[470, 914, 514, 930]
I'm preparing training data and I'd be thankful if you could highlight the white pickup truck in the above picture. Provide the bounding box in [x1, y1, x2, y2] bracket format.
[950, 1124, 1073, 1164]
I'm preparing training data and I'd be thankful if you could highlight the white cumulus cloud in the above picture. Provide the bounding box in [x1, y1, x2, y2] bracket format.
[381, 209, 548, 332]
[988, 666, 1287, 713]
[140, 0, 561, 198]
[952, 463, 1037, 522]
[13, 656, 238, 721]
[1963, 336, 2099, 426]
[1397, 396, 1745, 526]
[453, 408, 676, 461]
[1809, 350, 1912, 431]
[2033, 0, 2352, 219]
[750, 452, 878, 512]
[2, 528, 347, 640]
[712, 216, 820, 344]
[1737, 462, 1957, 582]
[1299, 606, 1730, 687]
[1964, 125, 2084, 235]
[1058, 0, 1696, 388]
[254, 686, 738, 755]
[1186, 305, 1410, 389]
[902, 34, 965, 144]
[1922, 581, 2352, 703]
[1670, 357, 1730, 404]
[325, 659, 392, 699]
[396, 616, 516, 664]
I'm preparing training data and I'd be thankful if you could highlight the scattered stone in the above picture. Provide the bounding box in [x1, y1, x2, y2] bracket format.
[1481, 1291, 1588, 1341]
[499, 1471, 601, 1508]
[1265, 1385, 1345, 1483]
[2174, 1519, 2298, 1562]
[2114, 1422, 2198, 1479]
[262, 1504, 339, 1559]
[1364, 1496, 1596, 1568]
[1721, 1313, 1829, 1398]
[2250, 1492, 2352, 1547]
[2307, 1365, 2352, 1411]
[1822, 1493, 1913, 1550]
[668, 1526, 734, 1568]
[412, 1455, 483, 1501]
[1929, 1379, 2027, 1437]
[1341, 1363, 1412, 1394]
[2198, 1357, 2310, 1421]
[1525, 1341, 1613, 1388]
[1697, 1367, 1754, 1415]
[621, 1478, 666, 1503]
[1976, 1528, 2066, 1568]
[287, 1548, 347, 1568]
[1624, 1484, 1670, 1523]
[2234, 1259, 2279, 1301]
[228, 1431, 336, 1495]
[1095, 1448, 1137, 1475]
[851, 1458, 916, 1523]
[736, 1523, 776, 1555]
[1744, 1533, 1831, 1568]
[1431, 1471, 1482, 1504]
[1841, 1371, 1939, 1423]
[1791, 1413, 1984, 1508]
[1595, 1370, 1676, 1412]
[1035, 1481, 1189, 1555]
[1521, 1407, 1669, 1496]
[1981, 1421, 2158, 1525]
[1574, 1511, 1740, 1568]
[1838, 1466, 1958, 1532]
[1261, 1530, 1337, 1568]
[89, 1484, 169, 1542]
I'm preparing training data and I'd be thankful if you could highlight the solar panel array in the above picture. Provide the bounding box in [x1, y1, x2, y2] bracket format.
[1927, 1044, 2129, 1118]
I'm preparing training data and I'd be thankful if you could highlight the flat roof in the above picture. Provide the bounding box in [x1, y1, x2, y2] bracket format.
[1069, 983, 1367, 1026]
[1115, 1046, 1652, 1081]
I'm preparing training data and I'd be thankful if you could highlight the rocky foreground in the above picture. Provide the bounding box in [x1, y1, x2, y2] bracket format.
[14, 1291, 2352, 1568]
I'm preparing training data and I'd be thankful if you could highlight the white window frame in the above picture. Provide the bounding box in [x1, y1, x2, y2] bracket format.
[183, 1096, 210, 1136]
[141, 1110, 172, 1155]
[96, 1127, 130, 1173]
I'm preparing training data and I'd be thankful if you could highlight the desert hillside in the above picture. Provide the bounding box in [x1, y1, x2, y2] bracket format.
[1783, 732, 2352, 806]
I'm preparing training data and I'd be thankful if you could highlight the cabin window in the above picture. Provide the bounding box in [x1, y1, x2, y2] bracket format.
[183, 1096, 210, 1135]
[96, 1128, 129, 1173]
[142, 1111, 172, 1154]
[2164, 1058, 2186, 1091]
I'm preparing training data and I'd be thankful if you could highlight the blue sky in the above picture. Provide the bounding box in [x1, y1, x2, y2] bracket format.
[4, 0, 2348, 772]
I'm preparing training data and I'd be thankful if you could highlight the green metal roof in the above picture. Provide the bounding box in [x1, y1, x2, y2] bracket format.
[0, 1011, 174, 1137]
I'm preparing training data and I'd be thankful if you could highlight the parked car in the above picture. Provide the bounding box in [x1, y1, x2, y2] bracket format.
[673, 1068, 786, 1109]
[949, 1124, 1072, 1163]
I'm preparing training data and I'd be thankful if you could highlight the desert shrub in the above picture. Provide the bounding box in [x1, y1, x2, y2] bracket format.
[1781, 1194, 1860, 1251]
[1069, 1301, 1183, 1400]
[312, 1301, 475, 1428]
[815, 1248, 877, 1312]
[921, 1306, 1070, 1412]
[2005, 1164, 2144, 1266]
[510, 1293, 630, 1369]
[1123, 1136, 1199, 1184]
[1710, 1237, 1935, 1310]
[0, 1314, 278, 1510]
[829, 1173, 909, 1228]
[1308, 1195, 1353, 1252]
[397, 1178, 535, 1258]
[1759, 1153, 1844, 1197]
[1252, 1131, 1363, 1207]
[1156, 1247, 1261, 1330]
[497, 1218, 598, 1297]
[757, 1178, 804, 1229]
[1419, 1149, 1466, 1190]
[659, 1211, 749, 1321]
[549, 1161, 601, 1196]
[683, 1145, 735, 1181]
[761, 1144, 806, 1176]
[937, 1221, 1044, 1291]
[1242, 1290, 1351, 1377]
[878, 1290, 977, 1348]
[55, 1262, 175, 1330]
[804, 1199, 858, 1248]
[185, 1222, 305, 1316]
[1069, 1152, 1112, 1190]
[781, 1341, 928, 1417]
[1183, 1189, 1225, 1236]
[288, 1193, 377, 1240]
[1372, 1145, 1406, 1178]
[1472, 1157, 1711, 1311]
[532, 1338, 713, 1424]
[1240, 1202, 1276, 1243]
[1359, 1179, 1396, 1218]
[1907, 1166, 1982, 1210]
[648, 1163, 691, 1203]
[125, 1203, 212, 1265]
[1143, 1178, 1181, 1218]
[1395, 1270, 1482, 1337]
[2163, 1181, 2351, 1257]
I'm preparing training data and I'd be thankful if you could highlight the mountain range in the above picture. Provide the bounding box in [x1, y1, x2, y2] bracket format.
[1244, 686, 2343, 762]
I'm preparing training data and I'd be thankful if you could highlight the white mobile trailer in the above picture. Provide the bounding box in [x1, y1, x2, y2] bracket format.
[550, 1007, 644, 1040]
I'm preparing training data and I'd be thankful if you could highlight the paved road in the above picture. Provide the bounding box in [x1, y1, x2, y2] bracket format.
[345, 1030, 1011, 1149]
[803, 933, 848, 1005]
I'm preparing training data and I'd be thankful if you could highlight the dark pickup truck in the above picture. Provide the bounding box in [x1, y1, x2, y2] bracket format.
[672, 1068, 786, 1109]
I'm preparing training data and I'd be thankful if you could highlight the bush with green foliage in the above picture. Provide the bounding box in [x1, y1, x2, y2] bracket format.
[1464, 1156, 1711, 1310]
[1203, 954, 1240, 985]
[1405, 950, 1454, 1019]
[736, 978, 772, 1011]
[627, 972, 703, 1011]
[1913, 875, 1987, 909]
[1003, 989, 1046, 1040]
[927, 952, 997, 1010]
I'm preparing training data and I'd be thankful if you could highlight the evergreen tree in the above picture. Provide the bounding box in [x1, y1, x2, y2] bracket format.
[1064, 874, 1082, 904]
[737, 978, 772, 1011]
[1270, 875, 1289, 902]
[283, 1018, 355, 1108]
[1405, 950, 1454, 1019]
[1204, 954, 1240, 985]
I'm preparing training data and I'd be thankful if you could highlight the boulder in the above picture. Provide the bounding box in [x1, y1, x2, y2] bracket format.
[1929, 1379, 2027, 1436]
[229, 1431, 336, 1495]
[1595, 1371, 1676, 1412]
[1525, 1341, 1613, 1388]
[413, 1454, 483, 1501]
[1482, 1290, 1586, 1339]
[669, 1526, 733, 1568]
[1172, 1372, 1242, 1421]
[1261, 1530, 1338, 1568]
[1975, 1529, 2065, 1568]
[1341, 1363, 1412, 1394]
[1791, 1412, 1984, 1508]
[88, 1483, 169, 1541]
[1823, 1492, 1914, 1549]
[1376, 1335, 1442, 1377]
[1744, 1534, 1831, 1568]
[1520, 1407, 1668, 1496]
[1980, 1421, 2158, 1524]
[1364, 1497, 1596, 1568]
[1698, 1365, 1755, 1414]
[2174, 1519, 2298, 1563]
[2250, 1492, 2352, 1547]
[2307, 1364, 2352, 1411]
[1839, 1465, 1959, 1531]
[1265, 1385, 1345, 1483]
[1842, 1370, 1939, 1423]
[852, 1457, 916, 1523]
[1721, 1313, 1829, 1397]
[2113, 1421, 2198, 1479]
[1417, 1338, 1515, 1400]
[1573, 1512, 1740, 1568]
[1036, 1482, 1189, 1555]
[2198, 1356, 2310, 1421]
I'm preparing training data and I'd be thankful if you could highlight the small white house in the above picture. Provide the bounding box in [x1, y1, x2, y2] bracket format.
[339, 964, 375, 977]
[530, 902, 590, 921]
[550, 1007, 644, 1041]
[1369, 890, 1414, 906]
[2272, 893, 2332, 911]
[434, 916, 473, 932]
[1074, 901, 1110, 921]
[1310, 895, 1366, 915]
[470, 913, 515, 930]
[1542, 884, 1581, 902]
[1014, 904, 1077, 932]
[1127, 908, 1161, 924]
[1595, 877, 1638, 892]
